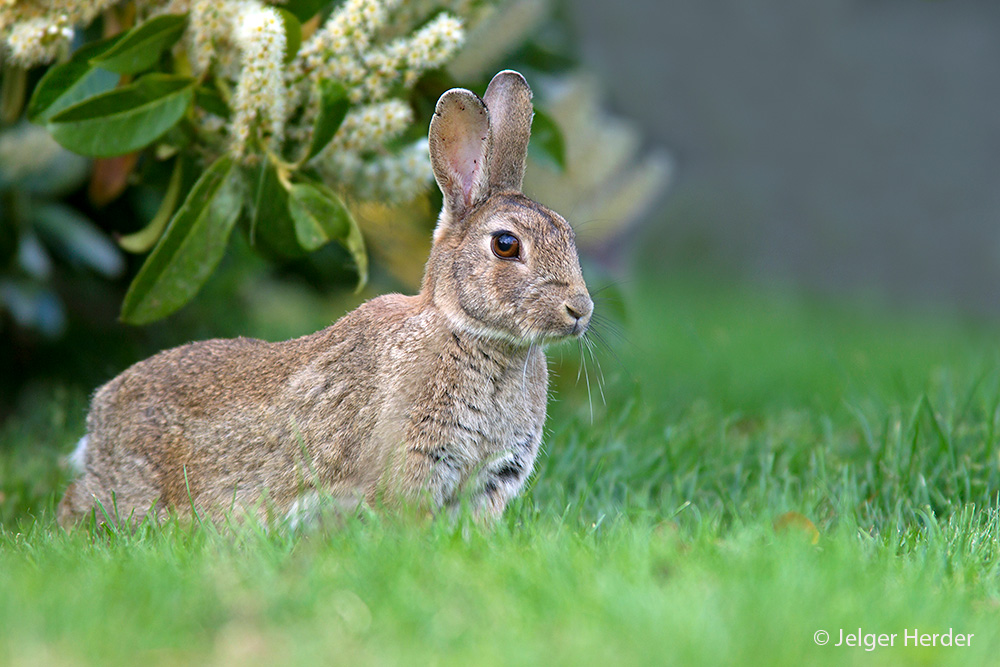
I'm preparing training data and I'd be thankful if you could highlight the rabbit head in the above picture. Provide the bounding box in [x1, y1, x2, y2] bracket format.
[423, 70, 592, 346]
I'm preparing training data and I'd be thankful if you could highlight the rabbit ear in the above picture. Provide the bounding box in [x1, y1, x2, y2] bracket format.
[483, 70, 533, 193]
[429, 88, 492, 231]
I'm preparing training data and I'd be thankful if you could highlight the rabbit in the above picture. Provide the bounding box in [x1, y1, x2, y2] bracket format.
[58, 70, 593, 528]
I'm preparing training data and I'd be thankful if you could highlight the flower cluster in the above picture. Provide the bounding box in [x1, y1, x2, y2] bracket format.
[230, 1, 287, 156]
[301, 5, 464, 105]
[285, 0, 467, 201]
[1, 0, 118, 66]
[358, 13, 465, 100]
[4, 0, 483, 204]
[319, 139, 434, 204]
[186, 0, 242, 75]
[3, 16, 72, 65]
[327, 100, 412, 155]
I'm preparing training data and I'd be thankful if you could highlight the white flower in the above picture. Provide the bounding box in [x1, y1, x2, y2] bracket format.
[317, 139, 433, 203]
[2, 0, 120, 64]
[325, 100, 412, 155]
[301, 0, 398, 75]
[4, 16, 70, 66]
[230, 1, 288, 156]
[188, 0, 238, 74]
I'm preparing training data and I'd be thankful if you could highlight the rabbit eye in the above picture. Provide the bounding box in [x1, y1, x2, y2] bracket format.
[491, 232, 520, 259]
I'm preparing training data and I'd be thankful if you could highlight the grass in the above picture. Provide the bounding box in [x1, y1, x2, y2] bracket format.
[2, 268, 1000, 665]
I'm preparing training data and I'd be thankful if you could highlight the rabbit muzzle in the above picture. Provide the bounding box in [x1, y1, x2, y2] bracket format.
[563, 292, 594, 337]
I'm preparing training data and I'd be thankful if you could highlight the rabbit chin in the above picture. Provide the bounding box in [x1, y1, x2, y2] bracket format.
[539, 325, 589, 345]
[448, 318, 586, 348]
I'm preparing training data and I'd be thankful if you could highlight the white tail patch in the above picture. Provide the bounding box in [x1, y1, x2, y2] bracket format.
[67, 435, 89, 474]
[284, 491, 321, 531]
[283, 491, 365, 532]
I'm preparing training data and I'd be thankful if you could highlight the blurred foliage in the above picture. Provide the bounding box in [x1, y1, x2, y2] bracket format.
[0, 0, 668, 416]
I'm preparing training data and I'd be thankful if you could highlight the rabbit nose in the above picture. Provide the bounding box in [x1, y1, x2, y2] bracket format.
[564, 294, 593, 324]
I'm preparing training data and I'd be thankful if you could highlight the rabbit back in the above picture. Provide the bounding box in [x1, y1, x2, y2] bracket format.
[59, 294, 410, 524]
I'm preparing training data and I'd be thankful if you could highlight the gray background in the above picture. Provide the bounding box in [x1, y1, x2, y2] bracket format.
[569, 0, 1000, 313]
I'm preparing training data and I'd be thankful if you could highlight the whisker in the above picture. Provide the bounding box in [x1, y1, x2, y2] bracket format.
[580, 338, 594, 423]
[589, 279, 636, 297]
[583, 333, 607, 406]
[587, 329, 635, 381]
[588, 315, 629, 344]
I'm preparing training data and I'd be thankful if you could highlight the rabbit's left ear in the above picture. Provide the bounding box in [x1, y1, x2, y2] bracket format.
[483, 70, 533, 193]
[429, 88, 492, 233]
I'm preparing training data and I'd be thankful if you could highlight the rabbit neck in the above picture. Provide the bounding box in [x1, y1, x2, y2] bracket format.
[419, 253, 532, 354]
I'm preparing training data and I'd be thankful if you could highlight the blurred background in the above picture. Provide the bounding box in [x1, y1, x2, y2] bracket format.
[2, 0, 999, 420]
[569, 0, 1000, 312]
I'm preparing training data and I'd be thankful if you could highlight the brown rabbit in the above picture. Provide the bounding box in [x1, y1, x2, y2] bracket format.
[58, 70, 592, 527]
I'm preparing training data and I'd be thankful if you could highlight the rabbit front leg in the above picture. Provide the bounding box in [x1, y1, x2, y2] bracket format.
[391, 444, 524, 523]
[470, 480, 517, 523]
[385, 443, 467, 517]
[470, 451, 535, 523]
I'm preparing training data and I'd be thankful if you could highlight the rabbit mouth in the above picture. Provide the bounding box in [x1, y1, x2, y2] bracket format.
[534, 320, 589, 344]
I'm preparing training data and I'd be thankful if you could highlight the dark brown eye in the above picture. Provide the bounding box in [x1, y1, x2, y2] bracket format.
[491, 232, 520, 259]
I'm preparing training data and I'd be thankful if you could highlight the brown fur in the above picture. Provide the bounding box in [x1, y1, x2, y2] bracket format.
[59, 71, 592, 527]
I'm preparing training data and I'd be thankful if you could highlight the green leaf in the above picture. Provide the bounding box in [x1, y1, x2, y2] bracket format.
[288, 180, 367, 289]
[275, 8, 302, 65]
[119, 157, 185, 253]
[247, 162, 303, 259]
[32, 202, 125, 278]
[90, 14, 188, 75]
[47, 74, 195, 158]
[303, 80, 348, 163]
[527, 107, 566, 172]
[26, 37, 121, 122]
[287, 183, 349, 250]
[120, 154, 242, 324]
[282, 0, 327, 23]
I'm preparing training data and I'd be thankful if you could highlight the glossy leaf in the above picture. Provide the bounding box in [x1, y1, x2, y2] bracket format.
[26, 37, 121, 122]
[288, 182, 350, 250]
[90, 14, 187, 75]
[121, 155, 241, 324]
[276, 8, 302, 65]
[289, 180, 367, 288]
[47, 74, 195, 157]
[303, 80, 348, 163]
[527, 107, 566, 172]
[248, 162, 302, 259]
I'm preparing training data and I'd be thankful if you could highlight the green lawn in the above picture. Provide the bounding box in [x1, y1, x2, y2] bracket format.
[2, 268, 1000, 665]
